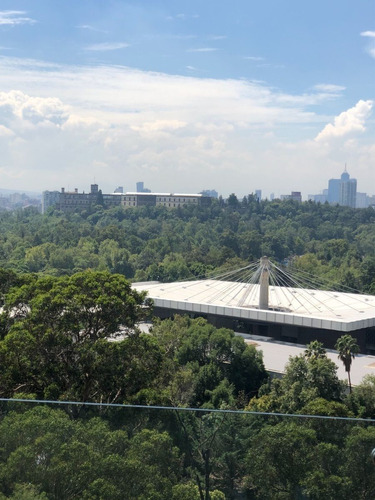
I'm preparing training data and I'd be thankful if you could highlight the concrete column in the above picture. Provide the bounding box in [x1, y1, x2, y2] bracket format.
[259, 256, 270, 310]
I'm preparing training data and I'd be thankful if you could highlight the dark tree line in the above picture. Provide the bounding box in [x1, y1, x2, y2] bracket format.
[1, 198, 375, 292]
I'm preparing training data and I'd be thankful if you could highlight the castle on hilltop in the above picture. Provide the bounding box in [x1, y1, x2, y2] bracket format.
[42, 183, 211, 214]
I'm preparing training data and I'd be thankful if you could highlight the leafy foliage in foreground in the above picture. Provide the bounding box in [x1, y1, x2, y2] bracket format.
[0, 271, 267, 409]
[1, 270, 375, 498]
[1, 402, 375, 499]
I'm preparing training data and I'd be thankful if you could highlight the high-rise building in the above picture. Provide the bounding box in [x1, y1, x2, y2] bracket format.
[280, 191, 302, 202]
[356, 192, 368, 209]
[255, 189, 262, 201]
[339, 169, 357, 208]
[308, 193, 328, 203]
[291, 191, 302, 202]
[42, 190, 60, 214]
[327, 168, 357, 208]
[328, 178, 340, 204]
[136, 181, 151, 193]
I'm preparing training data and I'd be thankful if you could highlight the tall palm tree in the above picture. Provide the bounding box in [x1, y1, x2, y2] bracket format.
[304, 340, 326, 360]
[335, 334, 360, 393]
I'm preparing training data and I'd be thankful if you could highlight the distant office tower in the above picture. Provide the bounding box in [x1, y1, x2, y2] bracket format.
[255, 189, 262, 201]
[114, 186, 124, 193]
[328, 178, 340, 204]
[308, 193, 328, 203]
[328, 168, 357, 208]
[281, 191, 302, 202]
[42, 190, 60, 214]
[291, 192, 302, 202]
[136, 181, 151, 193]
[339, 170, 357, 208]
[356, 192, 368, 209]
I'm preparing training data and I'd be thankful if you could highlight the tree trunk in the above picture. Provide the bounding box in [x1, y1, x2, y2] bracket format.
[204, 448, 210, 500]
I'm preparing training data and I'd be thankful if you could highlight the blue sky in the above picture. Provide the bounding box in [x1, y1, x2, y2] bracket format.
[0, 1, 373, 198]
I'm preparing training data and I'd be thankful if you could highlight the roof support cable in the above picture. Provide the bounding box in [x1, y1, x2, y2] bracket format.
[269, 268, 290, 311]
[269, 269, 318, 315]
[288, 266, 375, 309]
[273, 267, 335, 314]
[211, 274, 254, 304]
[273, 263, 371, 314]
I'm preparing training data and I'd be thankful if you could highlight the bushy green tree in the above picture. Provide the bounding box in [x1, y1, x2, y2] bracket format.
[244, 421, 317, 499]
[0, 407, 182, 500]
[0, 271, 152, 401]
[346, 374, 375, 418]
[151, 316, 267, 408]
[340, 426, 375, 500]
[248, 343, 345, 414]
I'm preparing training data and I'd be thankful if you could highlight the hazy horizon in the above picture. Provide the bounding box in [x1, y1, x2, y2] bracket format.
[0, 1, 374, 199]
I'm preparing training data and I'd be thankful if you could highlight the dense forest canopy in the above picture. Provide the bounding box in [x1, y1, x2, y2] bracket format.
[1, 199, 375, 498]
[1, 197, 375, 292]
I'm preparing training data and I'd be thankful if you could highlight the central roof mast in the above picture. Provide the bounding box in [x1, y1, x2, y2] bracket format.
[259, 256, 270, 310]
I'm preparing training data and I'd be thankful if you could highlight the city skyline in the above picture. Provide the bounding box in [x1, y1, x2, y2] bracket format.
[4, 165, 375, 203]
[0, 1, 373, 197]
[3, 164, 375, 203]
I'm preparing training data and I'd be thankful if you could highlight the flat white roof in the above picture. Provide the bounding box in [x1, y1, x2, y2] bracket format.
[124, 192, 203, 197]
[132, 279, 375, 332]
[240, 334, 375, 387]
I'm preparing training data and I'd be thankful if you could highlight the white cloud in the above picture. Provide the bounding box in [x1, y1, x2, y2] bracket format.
[207, 35, 227, 40]
[84, 42, 130, 51]
[360, 31, 375, 58]
[313, 84, 346, 93]
[76, 24, 107, 33]
[0, 10, 36, 26]
[0, 59, 349, 131]
[170, 34, 197, 40]
[187, 47, 218, 53]
[0, 57, 373, 197]
[315, 100, 373, 142]
[166, 13, 199, 21]
[131, 120, 187, 134]
[256, 62, 285, 70]
[244, 56, 264, 61]
[0, 124, 13, 136]
[0, 90, 69, 127]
